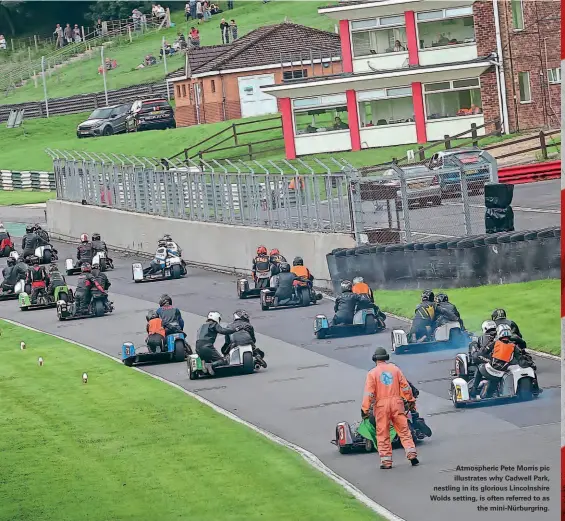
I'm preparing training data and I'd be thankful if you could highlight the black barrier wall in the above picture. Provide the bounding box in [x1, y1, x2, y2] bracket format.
[326, 227, 560, 292]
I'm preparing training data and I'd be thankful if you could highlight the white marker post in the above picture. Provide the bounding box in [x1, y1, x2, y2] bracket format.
[41, 56, 49, 117]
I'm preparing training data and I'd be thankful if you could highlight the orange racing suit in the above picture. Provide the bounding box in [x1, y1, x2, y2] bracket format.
[362, 361, 417, 467]
[352, 282, 373, 300]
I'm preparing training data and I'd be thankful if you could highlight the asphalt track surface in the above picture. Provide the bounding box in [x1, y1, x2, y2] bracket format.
[0, 240, 559, 520]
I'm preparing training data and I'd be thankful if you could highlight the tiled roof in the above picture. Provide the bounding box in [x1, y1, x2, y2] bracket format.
[187, 22, 341, 75]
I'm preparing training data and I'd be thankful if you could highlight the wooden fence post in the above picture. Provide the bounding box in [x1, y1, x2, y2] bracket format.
[471, 123, 478, 147]
[444, 134, 451, 150]
[232, 123, 238, 145]
[539, 130, 547, 160]
[248, 143, 253, 161]
[418, 145, 425, 161]
[494, 120, 501, 136]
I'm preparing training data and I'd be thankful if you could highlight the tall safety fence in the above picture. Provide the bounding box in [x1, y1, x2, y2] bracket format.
[48, 149, 520, 243]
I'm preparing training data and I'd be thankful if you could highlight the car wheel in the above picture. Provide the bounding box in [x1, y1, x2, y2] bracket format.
[102, 126, 113, 136]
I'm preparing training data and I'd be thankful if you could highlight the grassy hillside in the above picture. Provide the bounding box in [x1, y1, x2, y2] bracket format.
[2, 2, 335, 104]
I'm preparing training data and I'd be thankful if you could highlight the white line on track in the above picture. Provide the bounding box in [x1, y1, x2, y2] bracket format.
[1, 317, 406, 521]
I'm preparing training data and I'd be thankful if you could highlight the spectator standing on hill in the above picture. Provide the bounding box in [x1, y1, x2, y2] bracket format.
[64, 23, 73, 44]
[189, 26, 200, 47]
[220, 18, 229, 44]
[73, 24, 81, 42]
[190, 0, 197, 19]
[0, 35, 7, 50]
[53, 24, 64, 48]
[203, 1, 211, 21]
[230, 19, 238, 40]
[95, 18, 102, 36]
[196, 1, 203, 24]
[132, 9, 142, 30]
[227, 0, 234, 8]
[185, 2, 191, 20]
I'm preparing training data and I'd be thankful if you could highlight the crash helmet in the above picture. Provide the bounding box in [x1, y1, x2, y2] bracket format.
[25, 225, 33, 234]
[269, 248, 280, 256]
[6, 257, 15, 267]
[48, 263, 59, 272]
[279, 262, 290, 272]
[293, 256, 303, 266]
[92, 233, 101, 241]
[207, 311, 221, 324]
[340, 280, 353, 292]
[352, 276, 364, 285]
[372, 347, 390, 362]
[163, 234, 172, 241]
[9, 251, 19, 261]
[146, 310, 158, 322]
[91, 262, 100, 271]
[158, 239, 167, 247]
[159, 294, 172, 307]
[233, 309, 250, 322]
[496, 324, 512, 339]
[436, 293, 448, 303]
[257, 245, 267, 256]
[491, 308, 506, 321]
[34, 223, 42, 231]
[421, 289, 435, 302]
[80, 233, 89, 243]
[481, 320, 497, 334]
[30, 255, 40, 265]
[81, 263, 91, 273]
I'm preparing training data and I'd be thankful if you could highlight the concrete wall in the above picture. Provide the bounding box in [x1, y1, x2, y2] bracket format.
[47, 200, 356, 288]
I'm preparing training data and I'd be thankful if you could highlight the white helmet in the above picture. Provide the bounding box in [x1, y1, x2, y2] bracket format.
[496, 324, 512, 339]
[353, 276, 364, 285]
[481, 320, 496, 334]
[207, 311, 221, 324]
[9, 251, 19, 260]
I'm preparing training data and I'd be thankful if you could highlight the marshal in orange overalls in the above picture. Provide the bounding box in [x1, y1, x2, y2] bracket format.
[362, 361, 417, 468]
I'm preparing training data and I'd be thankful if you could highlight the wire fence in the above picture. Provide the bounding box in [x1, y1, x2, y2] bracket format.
[48, 149, 515, 243]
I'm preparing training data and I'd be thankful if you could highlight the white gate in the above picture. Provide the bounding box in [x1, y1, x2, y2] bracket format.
[237, 74, 278, 118]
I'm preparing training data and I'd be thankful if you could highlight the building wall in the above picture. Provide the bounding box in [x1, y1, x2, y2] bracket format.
[174, 61, 343, 127]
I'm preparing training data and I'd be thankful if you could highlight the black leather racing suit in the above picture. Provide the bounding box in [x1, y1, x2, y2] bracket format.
[436, 301, 464, 329]
[26, 265, 49, 303]
[355, 294, 387, 325]
[91, 268, 111, 310]
[47, 270, 66, 297]
[494, 318, 522, 338]
[196, 320, 244, 367]
[273, 272, 298, 301]
[410, 302, 458, 341]
[74, 274, 97, 314]
[76, 243, 93, 265]
[1, 265, 17, 291]
[333, 291, 361, 325]
[156, 305, 184, 335]
[225, 319, 265, 361]
[252, 255, 271, 289]
[21, 233, 39, 258]
[92, 239, 113, 266]
[269, 255, 287, 275]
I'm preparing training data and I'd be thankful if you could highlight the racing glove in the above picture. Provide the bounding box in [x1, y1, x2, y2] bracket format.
[361, 408, 369, 420]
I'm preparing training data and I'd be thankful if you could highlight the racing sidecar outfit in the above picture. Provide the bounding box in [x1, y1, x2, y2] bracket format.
[252, 254, 271, 289]
[156, 305, 185, 335]
[92, 267, 111, 310]
[146, 317, 166, 353]
[195, 320, 242, 368]
[21, 232, 39, 258]
[274, 271, 298, 301]
[92, 239, 113, 265]
[333, 292, 361, 325]
[74, 274, 104, 314]
[148, 248, 171, 274]
[225, 319, 265, 361]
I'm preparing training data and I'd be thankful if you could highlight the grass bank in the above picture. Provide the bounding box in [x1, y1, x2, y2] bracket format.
[0, 190, 55, 206]
[377, 280, 560, 356]
[0, 320, 381, 521]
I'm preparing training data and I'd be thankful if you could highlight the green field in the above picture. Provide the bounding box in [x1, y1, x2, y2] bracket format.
[2, 2, 334, 104]
[376, 280, 560, 356]
[0, 320, 381, 521]
[0, 190, 55, 206]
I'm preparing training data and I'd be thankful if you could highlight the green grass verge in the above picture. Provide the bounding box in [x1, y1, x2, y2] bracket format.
[0, 190, 55, 206]
[2, 3, 334, 104]
[0, 320, 382, 521]
[376, 280, 560, 356]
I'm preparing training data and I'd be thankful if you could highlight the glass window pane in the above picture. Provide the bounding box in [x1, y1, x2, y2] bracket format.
[518, 72, 531, 102]
[321, 94, 347, 105]
[424, 81, 451, 92]
[357, 89, 387, 102]
[351, 19, 378, 30]
[416, 11, 443, 21]
[417, 16, 476, 49]
[294, 97, 320, 109]
[425, 88, 483, 119]
[294, 106, 349, 135]
[379, 15, 405, 26]
[351, 27, 407, 57]
[445, 6, 473, 18]
[453, 78, 480, 89]
[386, 86, 412, 97]
[511, 0, 524, 30]
[358, 98, 416, 127]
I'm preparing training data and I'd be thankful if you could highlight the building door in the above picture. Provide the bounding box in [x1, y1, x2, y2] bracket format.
[237, 74, 278, 118]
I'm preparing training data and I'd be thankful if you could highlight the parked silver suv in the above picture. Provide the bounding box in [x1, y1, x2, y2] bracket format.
[76, 103, 132, 138]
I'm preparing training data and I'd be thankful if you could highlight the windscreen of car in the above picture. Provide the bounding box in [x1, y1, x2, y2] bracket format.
[450, 152, 481, 164]
[139, 101, 170, 114]
[89, 108, 114, 120]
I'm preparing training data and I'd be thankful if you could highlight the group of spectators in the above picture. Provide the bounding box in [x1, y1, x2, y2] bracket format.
[185, 0, 226, 24]
[53, 23, 84, 48]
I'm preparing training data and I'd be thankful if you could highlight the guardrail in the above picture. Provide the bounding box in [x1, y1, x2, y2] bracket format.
[0, 170, 55, 191]
[498, 160, 561, 185]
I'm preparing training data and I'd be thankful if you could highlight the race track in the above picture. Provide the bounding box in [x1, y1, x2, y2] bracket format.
[0, 240, 559, 521]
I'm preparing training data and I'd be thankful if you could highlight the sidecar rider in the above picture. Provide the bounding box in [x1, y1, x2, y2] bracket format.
[332, 280, 362, 326]
[47, 263, 67, 298]
[92, 262, 111, 311]
[352, 276, 373, 300]
[468, 324, 521, 398]
[91, 233, 114, 267]
[435, 293, 464, 329]
[74, 264, 106, 314]
[156, 294, 185, 335]
[146, 240, 171, 274]
[146, 311, 166, 353]
[1, 256, 18, 292]
[491, 308, 522, 338]
[195, 311, 252, 375]
[226, 309, 266, 368]
[272, 262, 298, 303]
[269, 249, 287, 275]
[33, 224, 50, 244]
[76, 234, 93, 266]
[162, 235, 182, 256]
[252, 245, 271, 288]
[409, 290, 458, 343]
[25, 255, 50, 303]
[21, 225, 40, 259]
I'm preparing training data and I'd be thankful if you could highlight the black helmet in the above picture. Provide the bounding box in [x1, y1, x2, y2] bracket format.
[293, 256, 303, 266]
[91, 262, 100, 271]
[81, 263, 91, 273]
[158, 239, 166, 247]
[146, 310, 158, 322]
[233, 309, 249, 321]
[7, 257, 15, 267]
[92, 233, 101, 241]
[34, 223, 42, 230]
[492, 308, 506, 320]
[421, 290, 434, 302]
[372, 347, 389, 362]
[159, 294, 172, 307]
[340, 280, 352, 292]
[436, 293, 448, 303]
[25, 225, 33, 234]
[279, 262, 290, 272]
[30, 255, 40, 265]
[48, 263, 58, 272]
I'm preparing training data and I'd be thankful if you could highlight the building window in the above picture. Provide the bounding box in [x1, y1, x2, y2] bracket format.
[283, 69, 309, 80]
[511, 0, 524, 30]
[350, 16, 407, 57]
[357, 86, 414, 127]
[416, 7, 475, 49]
[176, 85, 181, 98]
[518, 72, 531, 102]
[181, 84, 187, 97]
[293, 95, 349, 135]
[423, 78, 482, 120]
[548, 68, 561, 84]
[211, 79, 216, 93]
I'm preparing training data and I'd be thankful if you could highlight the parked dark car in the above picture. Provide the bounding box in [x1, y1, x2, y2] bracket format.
[76, 103, 132, 138]
[125, 98, 176, 132]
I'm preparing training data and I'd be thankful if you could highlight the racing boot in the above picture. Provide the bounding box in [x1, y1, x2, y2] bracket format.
[411, 412, 432, 438]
